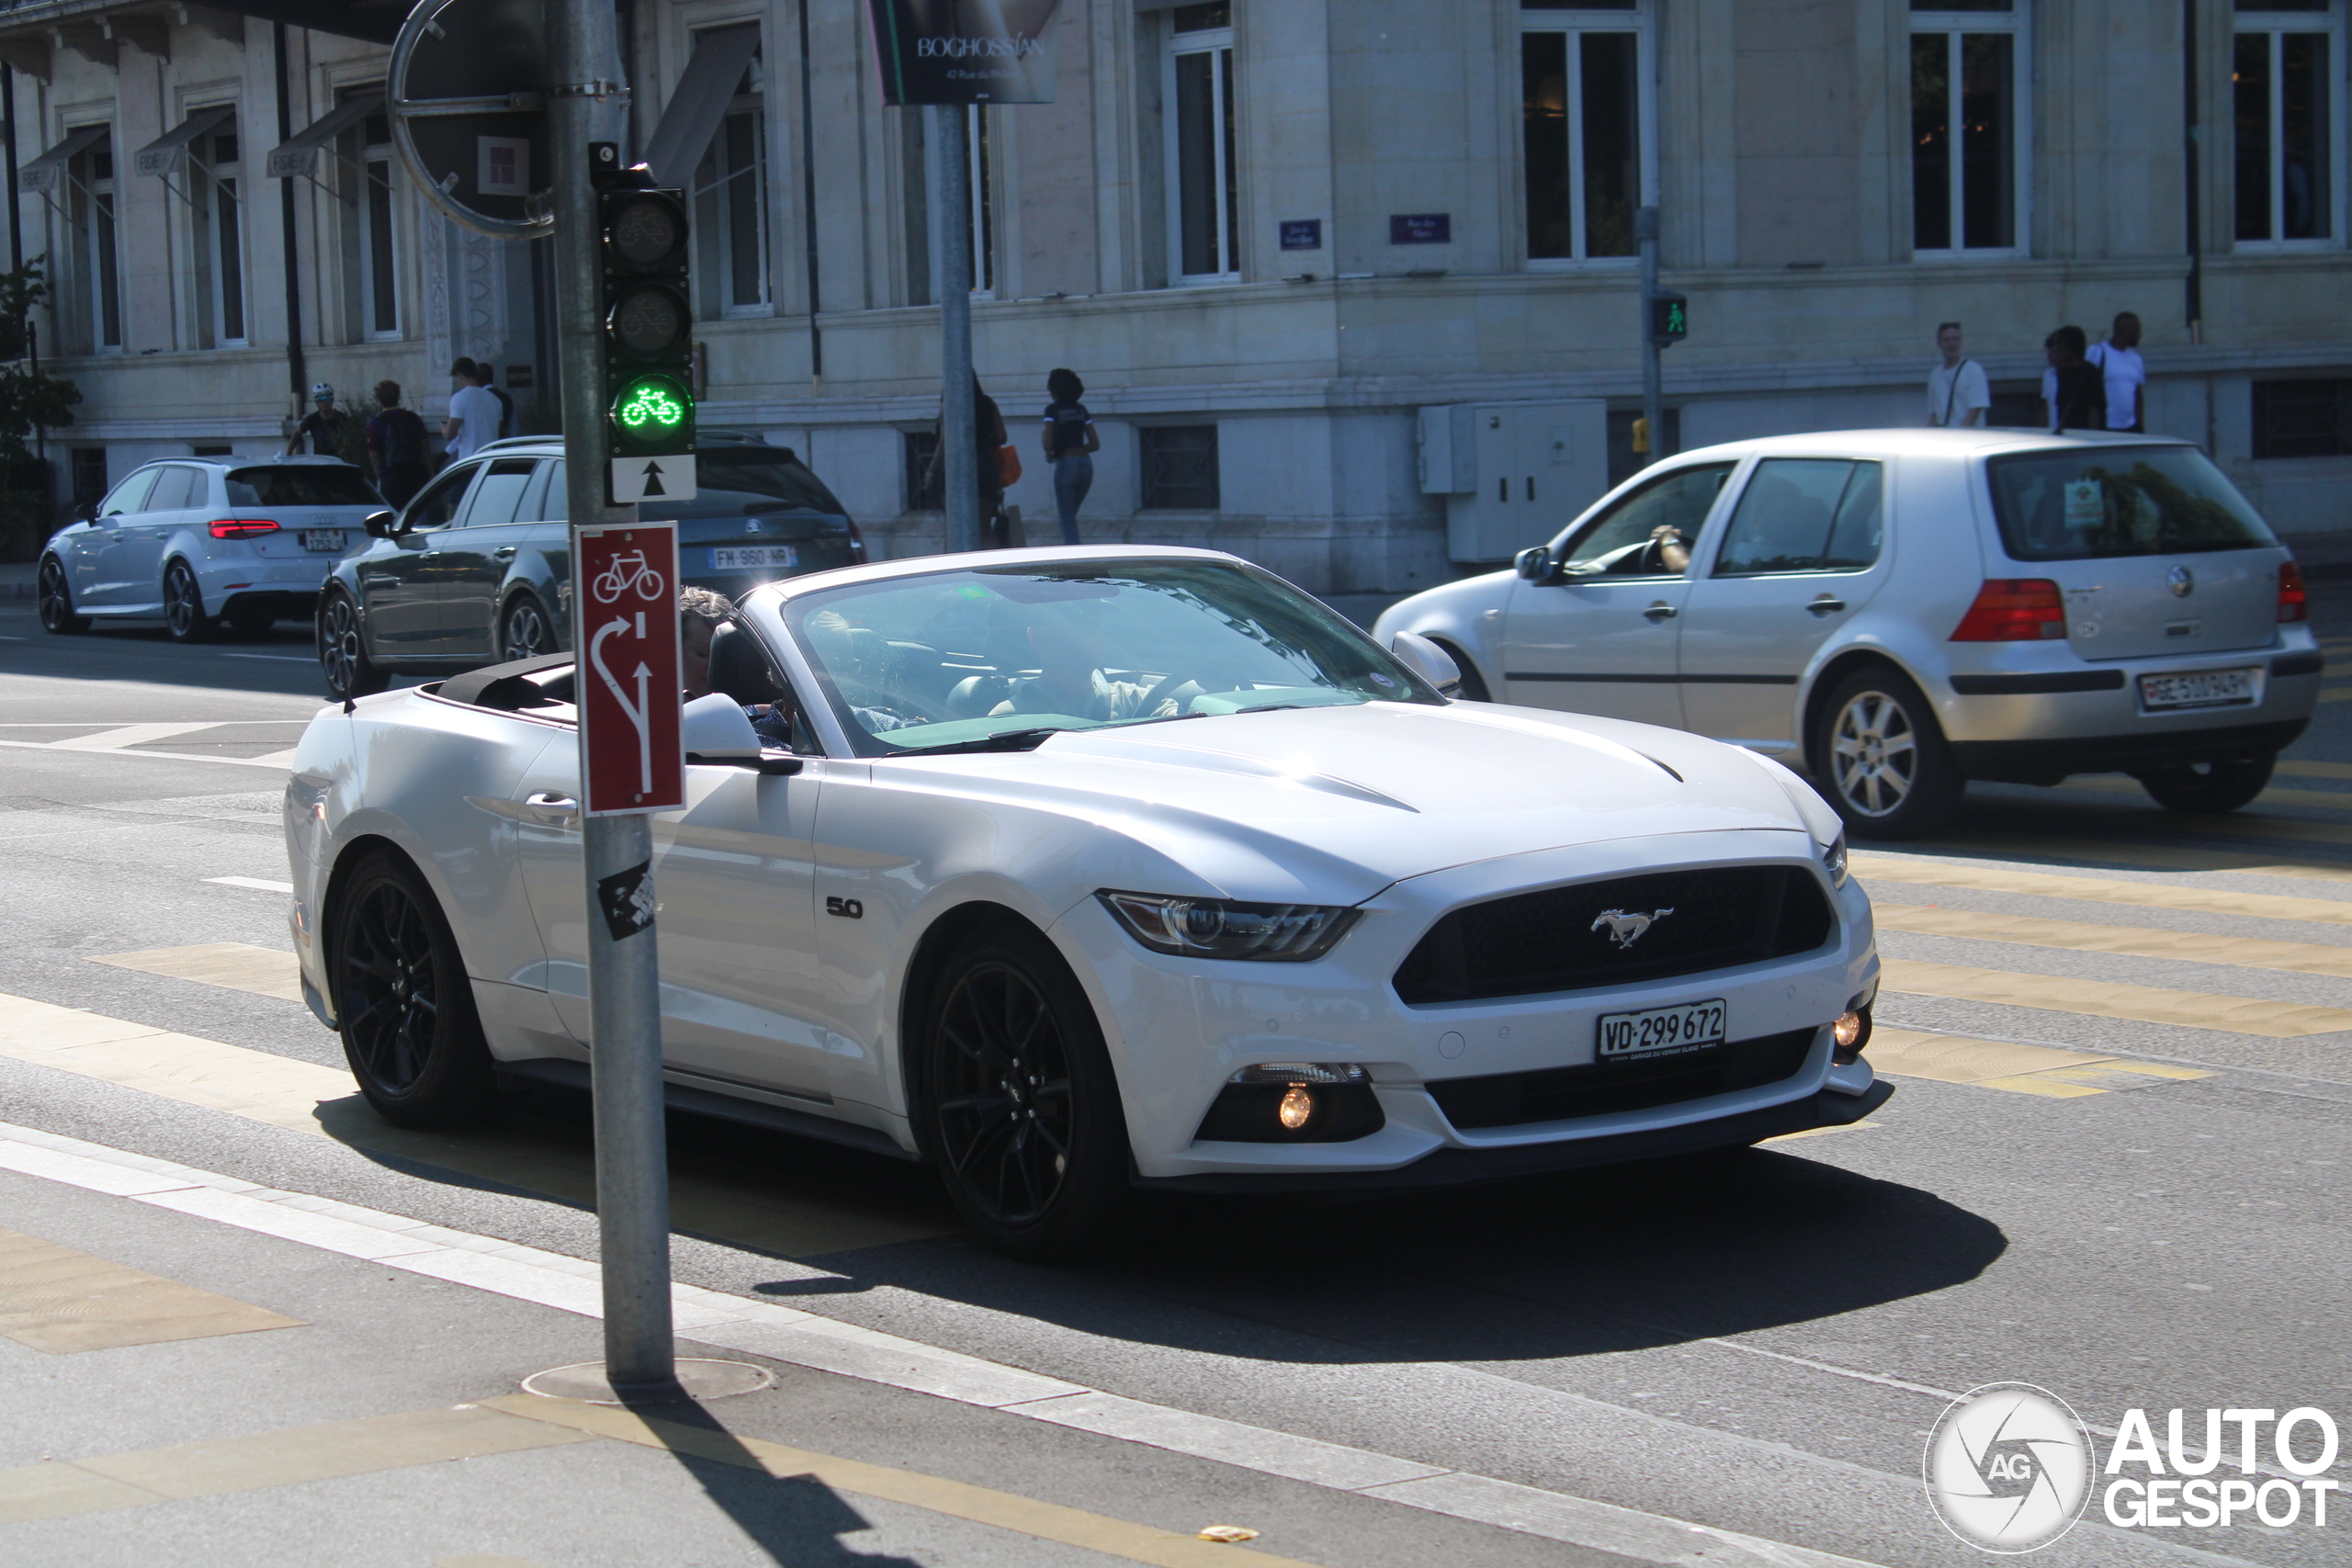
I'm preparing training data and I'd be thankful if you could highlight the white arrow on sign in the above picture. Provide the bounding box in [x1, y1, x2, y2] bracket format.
[610, 454, 697, 505]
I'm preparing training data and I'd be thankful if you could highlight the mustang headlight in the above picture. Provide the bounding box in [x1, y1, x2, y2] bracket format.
[1819, 829, 1849, 889]
[1097, 891, 1360, 962]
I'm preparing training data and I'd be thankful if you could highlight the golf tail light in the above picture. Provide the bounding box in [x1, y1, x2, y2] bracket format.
[1950, 579, 2065, 642]
[1098, 891, 1360, 962]
[1194, 1062, 1383, 1145]
[1832, 1004, 1873, 1066]
[2279, 561, 2309, 624]
[208, 518, 279, 539]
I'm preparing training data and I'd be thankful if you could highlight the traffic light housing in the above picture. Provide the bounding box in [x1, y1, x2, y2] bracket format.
[1649, 290, 1689, 346]
[596, 151, 694, 498]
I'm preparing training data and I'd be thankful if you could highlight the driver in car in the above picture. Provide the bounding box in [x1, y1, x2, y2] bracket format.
[989, 604, 1182, 724]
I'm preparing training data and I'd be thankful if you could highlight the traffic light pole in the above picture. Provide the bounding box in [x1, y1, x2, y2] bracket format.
[1636, 205, 1665, 468]
[930, 104, 979, 554]
[549, 0, 676, 1396]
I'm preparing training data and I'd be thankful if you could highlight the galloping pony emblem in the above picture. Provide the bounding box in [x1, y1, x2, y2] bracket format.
[1591, 908, 1674, 950]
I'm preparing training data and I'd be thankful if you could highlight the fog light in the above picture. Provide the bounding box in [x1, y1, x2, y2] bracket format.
[1832, 1006, 1872, 1066]
[1277, 1084, 1317, 1130]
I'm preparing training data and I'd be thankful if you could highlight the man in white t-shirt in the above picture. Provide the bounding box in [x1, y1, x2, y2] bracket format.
[2085, 311, 2147, 433]
[441, 357, 502, 462]
[1927, 322, 1990, 428]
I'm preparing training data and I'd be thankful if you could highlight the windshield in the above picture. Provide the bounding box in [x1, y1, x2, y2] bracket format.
[1985, 446, 2277, 561]
[641, 450, 844, 522]
[225, 466, 382, 508]
[780, 559, 1444, 757]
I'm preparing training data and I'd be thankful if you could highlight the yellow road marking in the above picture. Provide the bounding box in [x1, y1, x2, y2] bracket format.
[2319, 688, 2352, 704]
[486, 1395, 1338, 1568]
[88, 943, 304, 1003]
[0, 1405, 591, 1525]
[1904, 837, 2352, 888]
[1867, 1027, 2211, 1098]
[1873, 905, 2352, 977]
[2278, 761, 2352, 781]
[0, 1225, 302, 1354]
[1855, 855, 2352, 925]
[0, 991, 953, 1258]
[2052, 776, 2352, 812]
[1759, 1120, 1878, 1143]
[1881, 960, 2352, 1037]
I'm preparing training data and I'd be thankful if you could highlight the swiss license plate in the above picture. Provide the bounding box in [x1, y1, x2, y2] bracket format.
[2140, 667, 2256, 711]
[708, 544, 797, 572]
[1598, 998, 1728, 1062]
[300, 529, 345, 552]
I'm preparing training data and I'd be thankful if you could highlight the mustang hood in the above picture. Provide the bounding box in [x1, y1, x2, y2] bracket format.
[910, 701, 1823, 903]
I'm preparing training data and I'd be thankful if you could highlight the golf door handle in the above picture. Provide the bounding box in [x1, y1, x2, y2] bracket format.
[1643, 601, 1678, 621]
[1806, 596, 1848, 616]
[524, 792, 578, 821]
[492, 546, 516, 559]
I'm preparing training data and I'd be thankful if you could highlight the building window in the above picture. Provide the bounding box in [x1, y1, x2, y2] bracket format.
[338, 93, 400, 341]
[1521, 3, 1648, 262]
[71, 447, 107, 506]
[66, 130, 123, 353]
[1911, 3, 2028, 254]
[1140, 424, 1219, 510]
[695, 61, 771, 316]
[189, 119, 246, 346]
[2234, 3, 2342, 245]
[1164, 5, 1238, 283]
[904, 429, 942, 511]
[2254, 378, 2352, 457]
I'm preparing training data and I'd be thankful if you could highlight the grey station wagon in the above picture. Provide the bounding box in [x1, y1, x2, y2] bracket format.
[1376, 428, 2322, 838]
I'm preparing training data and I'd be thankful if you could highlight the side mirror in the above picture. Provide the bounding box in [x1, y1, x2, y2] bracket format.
[681, 692, 798, 773]
[1514, 546, 1555, 582]
[363, 509, 397, 538]
[1388, 631, 1464, 698]
[74, 499, 96, 524]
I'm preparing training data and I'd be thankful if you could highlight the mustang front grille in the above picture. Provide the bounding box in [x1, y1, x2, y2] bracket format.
[1392, 863, 1837, 1005]
[1427, 1026, 1819, 1131]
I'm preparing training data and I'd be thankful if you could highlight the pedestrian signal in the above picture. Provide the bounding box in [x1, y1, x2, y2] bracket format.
[1649, 291, 1689, 345]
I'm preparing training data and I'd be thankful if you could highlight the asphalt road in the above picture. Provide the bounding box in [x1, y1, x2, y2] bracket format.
[1, 592, 2349, 1568]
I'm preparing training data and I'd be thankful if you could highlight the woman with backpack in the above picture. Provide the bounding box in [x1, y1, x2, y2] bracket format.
[1040, 367, 1099, 546]
[367, 381, 432, 510]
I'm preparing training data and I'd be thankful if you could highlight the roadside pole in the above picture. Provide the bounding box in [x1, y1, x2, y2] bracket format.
[931, 104, 978, 553]
[548, 0, 674, 1396]
[1636, 205, 1664, 468]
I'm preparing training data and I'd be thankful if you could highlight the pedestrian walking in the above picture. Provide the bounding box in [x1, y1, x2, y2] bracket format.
[366, 381, 432, 509]
[442, 358, 501, 462]
[2041, 326, 2108, 434]
[287, 383, 352, 456]
[2085, 311, 2147, 434]
[1040, 367, 1099, 546]
[1926, 323, 1988, 429]
[923, 374, 1009, 549]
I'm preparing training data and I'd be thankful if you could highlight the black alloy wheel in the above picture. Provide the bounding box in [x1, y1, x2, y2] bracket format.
[2135, 753, 2276, 815]
[918, 925, 1128, 1258]
[1811, 666, 1962, 840]
[163, 559, 216, 643]
[501, 594, 558, 662]
[317, 589, 388, 701]
[327, 852, 499, 1127]
[37, 557, 88, 634]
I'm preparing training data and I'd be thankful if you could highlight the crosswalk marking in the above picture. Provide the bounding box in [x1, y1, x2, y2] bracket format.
[45, 722, 221, 751]
[1873, 905, 2352, 978]
[89, 942, 304, 1002]
[1910, 837, 2352, 888]
[1881, 959, 2352, 1037]
[2052, 776, 2352, 812]
[1855, 855, 2352, 925]
[205, 876, 295, 895]
[1866, 1028, 2211, 1098]
[2278, 760, 2352, 780]
[0, 1224, 302, 1354]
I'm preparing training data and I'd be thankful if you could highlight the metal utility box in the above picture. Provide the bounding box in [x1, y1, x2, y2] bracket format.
[1418, 400, 1609, 564]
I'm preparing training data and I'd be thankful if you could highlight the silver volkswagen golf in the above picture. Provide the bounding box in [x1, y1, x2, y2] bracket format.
[1375, 428, 2321, 838]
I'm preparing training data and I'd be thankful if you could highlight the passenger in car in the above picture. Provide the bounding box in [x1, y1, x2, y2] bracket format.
[989, 604, 1182, 724]
[679, 586, 737, 701]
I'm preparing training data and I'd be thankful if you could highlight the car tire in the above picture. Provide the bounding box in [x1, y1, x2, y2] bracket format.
[913, 922, 1130, 1260]
[37, 557, 88, 634]
[326, 851, 502, 1128]
[318, 588, 389, 701]
[501, 592, 558, 663]
[2135, 752, 2276, 815]
[163, 560, 217, 643]
[1810, 666, 1962, 840]
[1431, 639, 1493, 702]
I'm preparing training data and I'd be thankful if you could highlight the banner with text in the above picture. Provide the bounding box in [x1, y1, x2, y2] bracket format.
[866, 0, 1064, 105]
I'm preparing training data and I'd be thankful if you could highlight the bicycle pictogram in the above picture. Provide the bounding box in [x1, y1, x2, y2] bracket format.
[591, 549, 667, 605]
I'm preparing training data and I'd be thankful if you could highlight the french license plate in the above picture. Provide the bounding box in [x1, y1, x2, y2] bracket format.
[300, 529, 345, 552]
[2140, 667, 2256, 711]
[1597, 998, 1728, 1062]
[708, 544, 797, 571]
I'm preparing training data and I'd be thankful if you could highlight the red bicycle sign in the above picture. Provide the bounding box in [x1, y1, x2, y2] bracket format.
[574, 524, 684, 815]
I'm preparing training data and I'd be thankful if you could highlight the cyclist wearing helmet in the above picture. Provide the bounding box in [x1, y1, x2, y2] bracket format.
[287, 383, 351, 457]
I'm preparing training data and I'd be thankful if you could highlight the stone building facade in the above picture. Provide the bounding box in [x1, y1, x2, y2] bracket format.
[1, 0, 2346, 592]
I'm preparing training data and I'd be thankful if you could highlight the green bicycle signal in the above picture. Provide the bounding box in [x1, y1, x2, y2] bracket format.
[609, 373, 695, 454]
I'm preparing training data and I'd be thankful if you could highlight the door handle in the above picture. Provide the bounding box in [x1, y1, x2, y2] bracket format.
[492, 547, 516, 559]
[362, 574, 398, 587]
[1643, 601, 1678, 622]
[523, 792, 579, 822]
[1806, 596, 1848, 616]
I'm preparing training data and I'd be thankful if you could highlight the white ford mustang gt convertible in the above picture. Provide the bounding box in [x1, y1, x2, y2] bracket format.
[285, 546, 1889, 1256]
